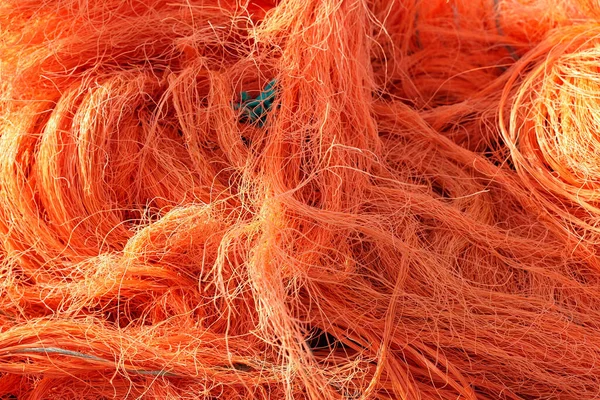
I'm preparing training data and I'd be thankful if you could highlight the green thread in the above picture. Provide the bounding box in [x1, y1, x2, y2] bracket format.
[10, 347, 177, 377]
[233, 79, 277, 127]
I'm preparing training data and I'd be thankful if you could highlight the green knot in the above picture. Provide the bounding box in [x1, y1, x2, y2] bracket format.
[233, 79, 277, 127]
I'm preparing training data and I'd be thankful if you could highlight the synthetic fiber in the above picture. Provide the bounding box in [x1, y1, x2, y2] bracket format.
[1, 0, 600, 399]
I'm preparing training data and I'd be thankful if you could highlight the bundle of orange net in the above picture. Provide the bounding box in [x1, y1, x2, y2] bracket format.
[2, 0, 600, 398]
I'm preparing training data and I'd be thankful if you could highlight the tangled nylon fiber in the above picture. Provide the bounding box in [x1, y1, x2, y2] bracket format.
[500, 24, 600, 240]
[2, 0, 600, 398]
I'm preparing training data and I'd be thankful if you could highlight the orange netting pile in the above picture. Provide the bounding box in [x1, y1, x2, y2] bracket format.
[1, 0, 600, 398]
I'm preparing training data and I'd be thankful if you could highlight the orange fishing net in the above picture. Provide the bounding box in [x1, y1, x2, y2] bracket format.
[1, 0, 600, 398]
